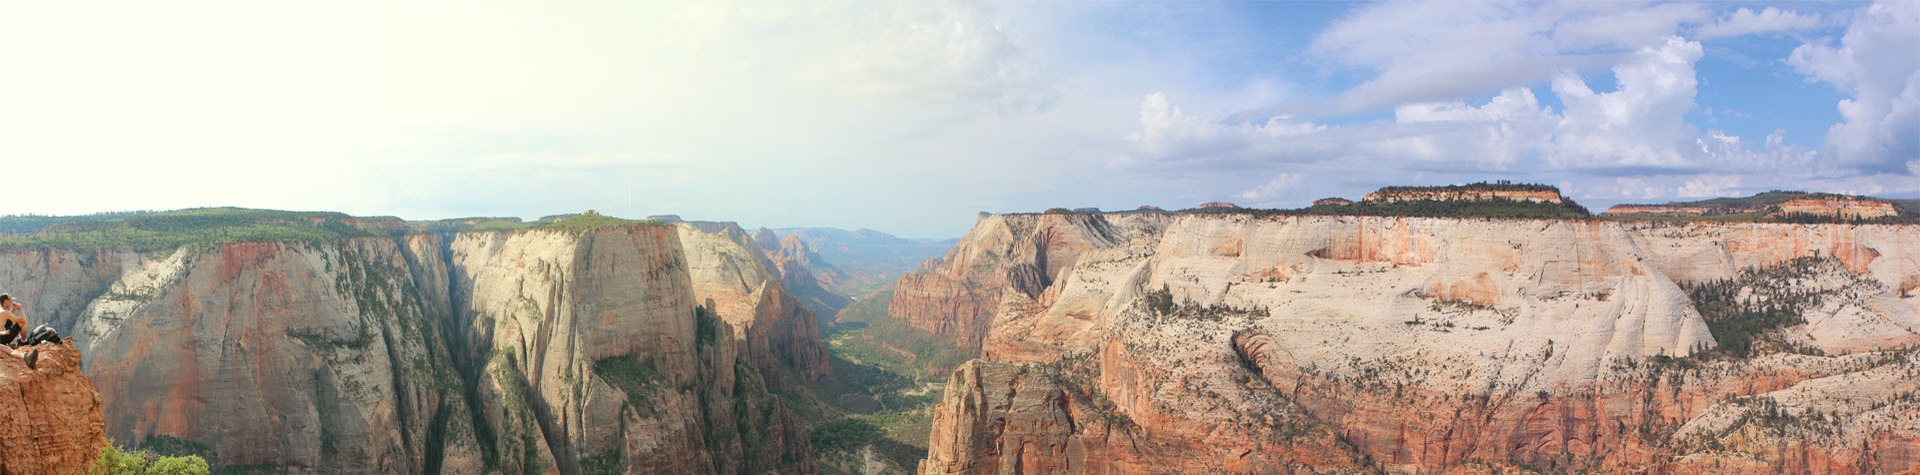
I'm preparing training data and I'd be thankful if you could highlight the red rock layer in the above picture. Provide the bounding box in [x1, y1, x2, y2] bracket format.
[887, 213, 1148, 348]
[1770, 197, 1901, 220]
[0, 344, 105, 474]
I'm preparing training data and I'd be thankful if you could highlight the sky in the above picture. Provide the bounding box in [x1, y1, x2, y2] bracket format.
[1, 0, 1916, 237]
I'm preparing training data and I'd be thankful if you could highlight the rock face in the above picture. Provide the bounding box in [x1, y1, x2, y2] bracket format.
[677, 222, 832, 388]
[1770, 196, 1901, 220]
[753, 231, 853, 319]
[0, 344, 106, 474]
[886, 212, 1169, 347]
[916, 213, 1920, 473]
[1600, 204, 1737, 217]
[2, 224, 818, 473]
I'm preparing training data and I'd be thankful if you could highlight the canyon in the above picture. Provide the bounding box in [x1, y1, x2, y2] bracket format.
[3, 195, 1919, 474]
[903, 210, 1920, 473]
[0, 218, 830, 473]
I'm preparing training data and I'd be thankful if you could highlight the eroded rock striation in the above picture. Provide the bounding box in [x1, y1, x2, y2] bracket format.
[913, 212, 1920, 473]
[887, 212, 1169, 348]
[3, 223, 820, 473]
[0, 344, 106, 474]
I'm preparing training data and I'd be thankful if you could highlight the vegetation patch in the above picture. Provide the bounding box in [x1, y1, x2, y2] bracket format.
[806, 418, 884, 455]
[593, 355, 664, 415]
[579, 449, 622, 475]
[95, 438, 212, 475]
[139, 436, 215, 464]
[1142, 284, 1270, 322]
[0, 208, 386, 251]
[1681, 255, 1845, 358]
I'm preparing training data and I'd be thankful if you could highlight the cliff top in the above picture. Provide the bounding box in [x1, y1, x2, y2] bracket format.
[0, 207, 665, 251]
[1367, 181, 1559, 195]
[1600, 191, 1915, 223]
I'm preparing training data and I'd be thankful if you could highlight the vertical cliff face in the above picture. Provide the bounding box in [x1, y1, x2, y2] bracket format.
[886, 212, 1169, 347]
[2, 223, 819, 473]
[676, 222, 832, 389]
[0, 344, 106, 474]
[916, 214, 1920, 473]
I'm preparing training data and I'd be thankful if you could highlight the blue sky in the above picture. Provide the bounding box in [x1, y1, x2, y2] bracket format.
[1, 0, 1915, 237]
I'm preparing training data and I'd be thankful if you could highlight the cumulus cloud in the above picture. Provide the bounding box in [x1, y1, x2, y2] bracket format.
[1788, 0, 1920, 173]
[1695, 7, 1825, 39]
[1300, 0, 1710, 115]
[794, 0, 1055, 114]
[1548, 37, 1704, 170]
[1237, 173, 1305, 205]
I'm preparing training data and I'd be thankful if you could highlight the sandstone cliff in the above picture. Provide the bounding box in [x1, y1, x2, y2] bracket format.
[886, 212, 1169, 348]
[916, 213, 1920, 473]
[1770, 196, 1902, 220]
[0, 344, 106, 474]
[2, 223, 819, 473]
[752, 231, 853, 323]
[678, 222, 832, 389]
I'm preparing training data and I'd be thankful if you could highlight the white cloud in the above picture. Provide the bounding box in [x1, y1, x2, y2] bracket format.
[792, 0, 1054, 114]
[1696, 7, 1825, 39]
[1676, 175, 1742, 198]
[1301, 0, 1710, 115]
[1237, 173, 1304, 204]
[1548, 37, 1704, 170]
[1788, 0, 1920, 173]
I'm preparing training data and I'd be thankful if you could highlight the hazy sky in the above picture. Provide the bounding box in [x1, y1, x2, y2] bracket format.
[2, 0, 1916, 237]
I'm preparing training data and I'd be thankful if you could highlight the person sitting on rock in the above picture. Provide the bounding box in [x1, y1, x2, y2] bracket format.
[0, 294, 41, 369]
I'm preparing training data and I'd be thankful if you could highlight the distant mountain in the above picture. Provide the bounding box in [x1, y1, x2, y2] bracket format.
[1600, 191, 1911, 223]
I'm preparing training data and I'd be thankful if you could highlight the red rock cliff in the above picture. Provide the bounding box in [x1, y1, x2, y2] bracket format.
[922, 214, 1920, 473]
[0, 344, 106, 474]
[887, 212, 1169, 348]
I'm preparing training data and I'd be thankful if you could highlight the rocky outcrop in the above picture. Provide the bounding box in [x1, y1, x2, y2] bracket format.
[887, 212, 1169, 348]
[755, 232, 852, 319]
[0, 344, 106, 474]
[1770, 196, 1901, 220]
[2, 223, 818, 473]
[920, 213, 1920, 472]
[1601, 204, 1741, 216]
[677, 222, 832, 388]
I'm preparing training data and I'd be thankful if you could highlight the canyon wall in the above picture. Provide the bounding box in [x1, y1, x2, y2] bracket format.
[1, 223, 821, 473]
[886, 212, 1170, 348]
[913, 213, 1920, 473]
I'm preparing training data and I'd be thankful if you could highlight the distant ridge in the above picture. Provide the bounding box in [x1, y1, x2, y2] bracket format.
[1600, 191, 1912, 223]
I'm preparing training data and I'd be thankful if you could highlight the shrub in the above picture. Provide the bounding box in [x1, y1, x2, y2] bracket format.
[94, 439, 211, 475]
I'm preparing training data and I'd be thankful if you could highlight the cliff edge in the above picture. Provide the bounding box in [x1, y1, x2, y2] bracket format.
[0, 344, 106, 474]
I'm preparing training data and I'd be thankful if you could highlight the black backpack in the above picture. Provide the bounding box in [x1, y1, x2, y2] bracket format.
[25, 325, 59, 345]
